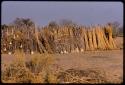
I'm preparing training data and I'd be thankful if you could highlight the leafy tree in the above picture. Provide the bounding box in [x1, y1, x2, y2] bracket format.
[118, 27, 123, 37]
[48, 21, 58, 28]
[1, 24, 8, 30]
[59, 19, 77, 27]
[111, 21, 120, 38]
[13, 18, 35, 28]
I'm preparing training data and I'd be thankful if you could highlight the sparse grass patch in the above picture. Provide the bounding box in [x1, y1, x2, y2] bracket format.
[2, 51, 58, 83]
[57, 68, 107, 83]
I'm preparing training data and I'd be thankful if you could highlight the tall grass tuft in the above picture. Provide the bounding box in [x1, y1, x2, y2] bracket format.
[2, 51, 58, 83]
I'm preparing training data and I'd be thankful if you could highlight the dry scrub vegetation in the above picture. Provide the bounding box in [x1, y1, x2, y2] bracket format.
[1, 52, 108, 83]
[2, 50, 123, 84]
[2, 51, 58, 83]
[57, 68, 107, 83]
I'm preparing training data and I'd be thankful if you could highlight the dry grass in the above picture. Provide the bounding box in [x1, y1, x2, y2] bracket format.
[1, 51, 58, 83]
[2, 49, 123, 84]
[57, 68, 107, 84]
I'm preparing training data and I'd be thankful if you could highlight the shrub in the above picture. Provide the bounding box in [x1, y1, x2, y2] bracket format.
[2, 51, 58, 83]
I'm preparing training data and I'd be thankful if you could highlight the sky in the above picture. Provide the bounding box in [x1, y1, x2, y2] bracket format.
[2, 1, 123, 27]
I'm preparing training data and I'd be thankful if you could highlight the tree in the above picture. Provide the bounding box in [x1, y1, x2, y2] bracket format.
[111, 21, 120, 38]
[48, 21, 58, 28]
[118, 27, 123, 36]
[13, 18, 35, 28]
[12, 18, 36, 53]
[1, 24, 8, 30]
[59, 19, 77, 27]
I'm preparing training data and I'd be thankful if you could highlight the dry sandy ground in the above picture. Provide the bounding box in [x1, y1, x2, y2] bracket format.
[114, 36, 123, 49]
[1, 37, 123, 83]
[53, 50, 123, 83]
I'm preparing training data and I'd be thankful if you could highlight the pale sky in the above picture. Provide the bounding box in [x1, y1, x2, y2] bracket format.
[2, 1, 123, 27]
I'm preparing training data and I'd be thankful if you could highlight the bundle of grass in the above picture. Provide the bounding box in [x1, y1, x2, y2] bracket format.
[88, 29, 94, 51]
[99, 28, 110, 50]
[1, 18, 118, 54]
[83, 28, 90, 51]
[92, 28, 97, 50]
[104, 24, 117, 49]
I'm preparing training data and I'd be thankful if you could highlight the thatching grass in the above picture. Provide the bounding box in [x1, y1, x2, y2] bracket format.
[1, 22, 118, 54]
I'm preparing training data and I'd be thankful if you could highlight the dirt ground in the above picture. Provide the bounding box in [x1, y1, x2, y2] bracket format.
[53, 50, 123, 83]
[114, 36, 123, 49]
[1, 37, 123, 83]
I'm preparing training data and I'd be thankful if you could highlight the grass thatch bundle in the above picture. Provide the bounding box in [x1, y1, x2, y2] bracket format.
[1, 22, 117, 54]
